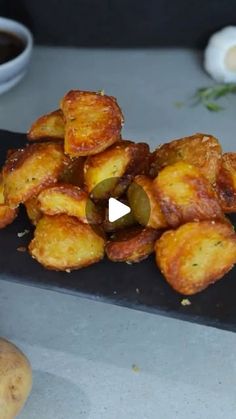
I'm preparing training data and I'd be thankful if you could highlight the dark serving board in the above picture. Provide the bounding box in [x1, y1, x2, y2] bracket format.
[1, 130, 236, 332]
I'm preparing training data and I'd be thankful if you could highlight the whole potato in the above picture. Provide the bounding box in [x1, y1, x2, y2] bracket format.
[0, 338, 32, 419]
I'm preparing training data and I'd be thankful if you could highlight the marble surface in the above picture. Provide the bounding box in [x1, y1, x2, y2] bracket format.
[0, 47, 236, 419]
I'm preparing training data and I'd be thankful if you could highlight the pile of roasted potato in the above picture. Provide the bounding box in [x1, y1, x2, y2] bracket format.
[1, 89, 236, 295]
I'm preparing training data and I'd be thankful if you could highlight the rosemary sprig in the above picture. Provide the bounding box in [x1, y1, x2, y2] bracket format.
[193, 83, 236, 111]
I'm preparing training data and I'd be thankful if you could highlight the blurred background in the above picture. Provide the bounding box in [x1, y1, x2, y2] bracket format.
[1, 0, 236, 48]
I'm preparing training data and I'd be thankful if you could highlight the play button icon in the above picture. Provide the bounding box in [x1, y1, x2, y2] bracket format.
[108, 198, 131, 222]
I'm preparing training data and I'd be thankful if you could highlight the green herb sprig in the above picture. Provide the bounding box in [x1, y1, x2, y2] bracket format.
[194, 83, 236, 112]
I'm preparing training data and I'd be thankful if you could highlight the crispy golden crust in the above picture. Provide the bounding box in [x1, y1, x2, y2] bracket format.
[150, 133, 222, 184]
[216, 153, 236, 213]
[128, 175, 168, 229]
[3, 142, 67, 208]
[25, 196, 42, 225]
[61, 90, 124, 157]
[59, 156, 85, 186]
[106, 227, 161, 262]
[153, 161, 223, 228]
[38, 184, 102, 224]
[29, 214, 105, 271]
[84, 141, 150, 199]
[155, 221, 236, 295]
[27, 109, 65, 141]
[0, 172, 17, 228]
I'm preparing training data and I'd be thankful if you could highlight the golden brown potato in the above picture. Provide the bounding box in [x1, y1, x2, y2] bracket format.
[27, 109, 65, 141]
[153, 161, 223, 228]
[25, 196, 42, 225]
[0, 338, 32, 419]
[84, 141, 150, 199]
[155, 221, 236, 295]
[59, 156, 86, 186]
[103, 204, 137, 232]
[38, 184, 102, 224]
[216, 153, 236, 213]
[106, 227, 161, 263]
[150, 133, 222, 184]
[29, 214, 105, 271]
[3, 142, 67, 208]
[128, 175, 168, 229]
[0, 172, 17, 228]
[61, 90, 124, 157]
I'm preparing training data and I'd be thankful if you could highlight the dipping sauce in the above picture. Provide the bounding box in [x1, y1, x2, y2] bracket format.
[0, 30, 25, 64]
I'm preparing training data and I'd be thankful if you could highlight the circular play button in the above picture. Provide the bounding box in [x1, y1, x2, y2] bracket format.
[85, 177, 151, 235]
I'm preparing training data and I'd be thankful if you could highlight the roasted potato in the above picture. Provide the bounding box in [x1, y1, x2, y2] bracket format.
[25, 196, 42, 225]
[59, 156, 85, 186]
[150, 133, 222, 184]
[29, 214, 105, 271]
[84, 140, 150, 199]
[0, 338, 32, 419]
[3, 142, 67, 208]
[38, 184, 102, 224]
[153, 161, 223, 227]
[61, 90, 124, 157]
[0, 172, 17, 228]
[27, 109, 65, 141]
[106, 227, 160, 263]
[216, 153, 236, 212]
[156, 221, 236, 295]
[128, 175, 168, 229]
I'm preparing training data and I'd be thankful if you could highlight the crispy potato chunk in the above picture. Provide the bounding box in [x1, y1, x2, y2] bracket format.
[29, 214, 105, 271]
[217, 153, 236, 213]
[60, 156, 85, 186]
[61, 90, 124, 157]
[25, 196, 42, 225]
[38, 184, 102, 224]
[128, 175, 168, 229]
[153, 161, 223, 228]
[0, 173, 17, 228]
[84, 141, 150, 199]
[150, 133, 222, 184]
[27, 109, 65, 141]
[3, 142, 67, 208]
[106, 227, 161, 263]
[156, 221, 236, 295]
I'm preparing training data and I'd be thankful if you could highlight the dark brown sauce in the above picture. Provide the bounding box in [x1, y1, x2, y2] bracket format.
[0, 30, 25, 65]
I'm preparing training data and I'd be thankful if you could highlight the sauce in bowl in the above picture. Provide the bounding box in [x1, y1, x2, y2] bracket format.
[0, 30, 25, 65]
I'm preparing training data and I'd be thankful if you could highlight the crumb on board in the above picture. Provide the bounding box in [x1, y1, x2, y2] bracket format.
[17, 246, 27, 252]
[136, 288, 140, 294]
[132, 364, 140, 373]
[126, 261, 133, 265]
[65, 269, 71, 273]
[181, 298, 191, 306]
[17, 229, 30, 238]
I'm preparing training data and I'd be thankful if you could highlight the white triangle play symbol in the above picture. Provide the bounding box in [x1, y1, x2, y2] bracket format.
[108, 198, 131, 222]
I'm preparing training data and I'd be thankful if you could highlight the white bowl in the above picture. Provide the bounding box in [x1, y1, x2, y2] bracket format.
[0, 17, 33, 94]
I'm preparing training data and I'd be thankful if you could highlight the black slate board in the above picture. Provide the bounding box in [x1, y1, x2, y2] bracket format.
[1, 130, 236, 332]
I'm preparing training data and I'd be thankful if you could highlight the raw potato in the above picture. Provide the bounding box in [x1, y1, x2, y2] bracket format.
[155, 221, 236, 295]
[27, 109, 65, 141]
[0, 338, 32, 419]
[0, 173, 17, 228]
[61, 90, 124, 157]
[217, 153, 236, 212]
[150, 133, 222, 184]
[38, 184, 102, 224]
[25, 196, 42, 225]
[128, 175, 168, 229]
[29, 214, 105, 270]
[3, 142, 67, 208]
[153, 161, 223, 227]
[106, 227, 161, 263]
[84, 141, 150, 199]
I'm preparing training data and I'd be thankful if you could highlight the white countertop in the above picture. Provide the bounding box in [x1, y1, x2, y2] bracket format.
[1, 47, 236, 419]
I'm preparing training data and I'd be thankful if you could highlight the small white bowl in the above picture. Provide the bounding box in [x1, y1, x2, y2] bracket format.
[0, 17, 33, 94]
